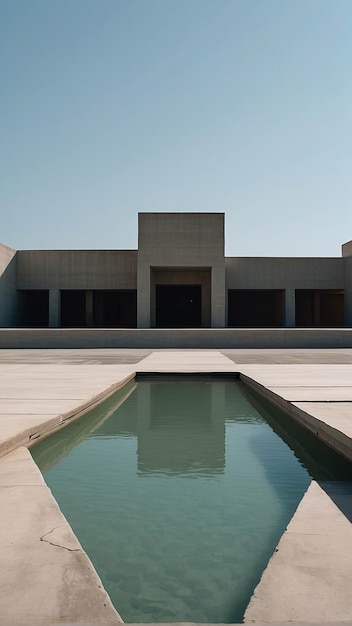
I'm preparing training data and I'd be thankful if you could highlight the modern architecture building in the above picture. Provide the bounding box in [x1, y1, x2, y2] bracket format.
[1, 213, 351, 330]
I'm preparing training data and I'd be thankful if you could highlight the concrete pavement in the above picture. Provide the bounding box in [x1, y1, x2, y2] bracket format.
[0, 348, 352, 625]
[0, 446, 123, 625]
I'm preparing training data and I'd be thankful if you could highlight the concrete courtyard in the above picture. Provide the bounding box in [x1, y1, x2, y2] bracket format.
[0, 348, 352, 625]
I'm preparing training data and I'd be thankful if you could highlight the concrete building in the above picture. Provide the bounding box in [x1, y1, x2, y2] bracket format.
[0, 212, 351, 330]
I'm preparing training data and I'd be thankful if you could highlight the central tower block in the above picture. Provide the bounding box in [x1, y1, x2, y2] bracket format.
[137, 213, 225, 328]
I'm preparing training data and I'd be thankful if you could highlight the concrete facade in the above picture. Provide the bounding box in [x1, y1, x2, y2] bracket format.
[0, 243, 19, 327]
[17, 249, 137, 290]
[137, 213, 225, 328]
[342, 242, 352, 326]
[0, 213, 351, 332]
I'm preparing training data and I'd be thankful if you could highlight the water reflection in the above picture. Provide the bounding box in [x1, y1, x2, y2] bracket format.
[32, 380, 137, 473]
[241, 384, 352, 481]
[32, 376, 352, 481]
[135, 380, 224, 475]
[30, 376, 352, 625]
[90, 377, 265, 476]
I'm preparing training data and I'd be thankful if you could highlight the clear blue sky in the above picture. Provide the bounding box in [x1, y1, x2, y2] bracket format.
[1, 0, 351, 256]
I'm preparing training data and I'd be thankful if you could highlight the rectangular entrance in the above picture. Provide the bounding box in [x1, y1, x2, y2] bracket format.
[156, 285, 201, 328]
[295, 290, 344, 326]
[227, 289, 284, 327]
[93, 290, 137, 328]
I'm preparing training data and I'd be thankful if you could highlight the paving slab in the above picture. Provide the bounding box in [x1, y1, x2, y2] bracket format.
[292, 402, 352, 439]
[0, 447, 122, 625]
[238, 363, 352, 386]
[0, 365, 134, 381]
[266, 386, 352, 401]
[223, 348, 352, 364]
[238, 366, 352, 463]
[0, 348, 151, 364]
[0, 363, 30, 372]
[136, 350, 236, 371]
[244, 481, 352, 623]
[0, 381, 131, 399]
[0, 398, 88, 412]
[0, 366, 136, 458]
[0, 414, 58, 452]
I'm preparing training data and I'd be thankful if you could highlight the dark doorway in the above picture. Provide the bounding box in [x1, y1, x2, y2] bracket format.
[19, 290, 49, 327]
[93, 290, 137, 327]
[228, 290, 284, 327]
[156, 285, 201, 327]
[295, 290, 344, 327]
[61, 291, 86, 327]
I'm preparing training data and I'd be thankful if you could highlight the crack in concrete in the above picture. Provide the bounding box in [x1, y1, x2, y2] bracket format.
[40, 525, 81, 552]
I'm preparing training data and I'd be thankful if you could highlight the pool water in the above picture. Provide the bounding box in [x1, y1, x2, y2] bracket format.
[31, 376, 352, 623]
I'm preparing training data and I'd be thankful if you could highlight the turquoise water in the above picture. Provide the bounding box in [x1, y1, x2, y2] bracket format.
[31, 376, 352, 623]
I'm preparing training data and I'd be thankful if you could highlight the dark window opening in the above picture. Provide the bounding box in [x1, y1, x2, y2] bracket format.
[18, 290, 49, 327]
[61, 291, 86, 327]
[156, 285, 201, 328]
[93, 290, 137, 328]
[228, 290, 284, 327]
[295, 290, 344, 327]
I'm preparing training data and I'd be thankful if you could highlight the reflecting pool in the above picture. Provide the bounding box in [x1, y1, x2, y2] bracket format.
[31, 376, 352, 623]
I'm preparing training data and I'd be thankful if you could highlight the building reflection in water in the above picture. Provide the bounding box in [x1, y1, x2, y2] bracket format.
[93, 376, 261, 477]
[136, 379, 226, 475]
[33, 375, 267, 479]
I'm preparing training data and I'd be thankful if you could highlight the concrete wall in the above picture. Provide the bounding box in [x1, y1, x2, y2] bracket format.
[0, 328, 351, 349]
[225, 257, 344, 289]
[17, 250, 137, 290]
[0, 243, 19, 326]
[225, 257, 345, 328]
[138, 212, 224, 262]
[137, 213, 225, 327]
[342, 241, 352, 326]
[343, 257, 352, 326]
[342, 240, 352, 257]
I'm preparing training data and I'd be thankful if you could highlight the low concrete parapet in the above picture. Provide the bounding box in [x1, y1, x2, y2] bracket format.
[1, 327, 352, 349]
